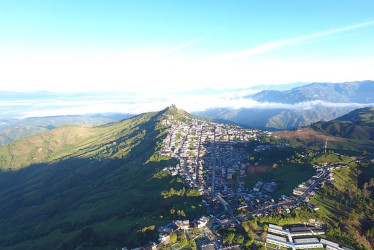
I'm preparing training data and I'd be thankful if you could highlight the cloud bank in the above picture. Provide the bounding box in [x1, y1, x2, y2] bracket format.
[1, 90, 373, 120]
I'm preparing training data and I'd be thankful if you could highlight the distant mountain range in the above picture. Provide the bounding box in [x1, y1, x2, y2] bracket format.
[1, 105, 373, 249]
[0, 114, 133, 146]
[249, 80, 374, 104]
[195, 81, 374, 130]
[194, 106, 353, 130]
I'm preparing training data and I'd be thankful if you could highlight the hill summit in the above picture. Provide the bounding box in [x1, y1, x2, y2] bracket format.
[0, 107, 205, 249]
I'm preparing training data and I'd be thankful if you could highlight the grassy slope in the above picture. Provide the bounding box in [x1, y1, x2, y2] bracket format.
[255, 153, 374, 249]
[310, 165, 374, 249]
[310, 107, 374, 141]
[0, 115, 131, 146]
[245, 163, 314, 197]
[0, 108, 204, 249]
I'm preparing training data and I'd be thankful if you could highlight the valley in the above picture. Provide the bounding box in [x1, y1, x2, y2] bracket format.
[0, 106, 373, 249]
[2, 2, 374, 249]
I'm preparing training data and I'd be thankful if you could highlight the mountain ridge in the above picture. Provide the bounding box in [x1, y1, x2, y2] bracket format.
[249, 80, 374, 104]
[0, 114, 133, 146]
[310, 107, 374, 140]
[0, 106, 204, 249]
[195, 81, 374, 130]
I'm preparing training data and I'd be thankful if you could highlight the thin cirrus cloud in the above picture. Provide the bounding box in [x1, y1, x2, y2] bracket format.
[160, 26, 227, 56]
[160, 38, 202, 56]
[215, 20, 374, 62]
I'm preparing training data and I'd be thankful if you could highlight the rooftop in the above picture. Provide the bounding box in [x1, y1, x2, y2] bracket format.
[294, 238, 319, 243]
[269, 224, 284, 230]
[267, 233, 289, 242]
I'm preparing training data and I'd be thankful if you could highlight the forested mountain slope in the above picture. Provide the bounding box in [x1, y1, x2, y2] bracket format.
[0, 107, 203, 249]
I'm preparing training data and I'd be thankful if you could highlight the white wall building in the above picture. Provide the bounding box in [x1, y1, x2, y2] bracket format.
[268, 223, 288, 236]
[294, 238, 323, 249]
[266, 233, 292, 248]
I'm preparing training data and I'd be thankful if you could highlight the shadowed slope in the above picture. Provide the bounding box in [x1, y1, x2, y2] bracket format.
[0, 107, 204, 249]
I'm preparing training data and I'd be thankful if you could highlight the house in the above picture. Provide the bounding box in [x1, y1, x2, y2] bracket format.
[219, 245, 241, 250]
[202, 243, 215, 250]
[174, 220, 190, 230]
[197, 216, 209, 228]
[142, 242, 157, 250]
[158, 234, 170, 243]
[158, 222, 178, 234]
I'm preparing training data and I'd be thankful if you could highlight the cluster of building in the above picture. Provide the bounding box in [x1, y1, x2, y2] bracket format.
[157, 216, 210, 244]
[161, 111, 324, 220]
[266, 223, 351, 250]
[293, 165, 341, 202]
[161, 113, 259, 201]
[252, 181, 278, 193]
[292, 165, 334, 200]
[155, 109, 357, 249]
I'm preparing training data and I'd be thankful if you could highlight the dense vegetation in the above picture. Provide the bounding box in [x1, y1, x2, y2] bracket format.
[310, 163, 374, 249]
[311, 107, 374, 140]
[0, 107, 204, 249]
[218, 218, 266, 248]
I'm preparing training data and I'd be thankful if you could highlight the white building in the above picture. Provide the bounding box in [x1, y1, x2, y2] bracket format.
[294, 238, 323, 249]
[268, 224, 288, 236]
[266, 233, 291, 248]
[320, 238, 341, 250]
[197, 216, 209, 228]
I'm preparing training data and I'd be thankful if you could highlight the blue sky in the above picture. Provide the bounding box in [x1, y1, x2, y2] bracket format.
[0, 1, 374, 114]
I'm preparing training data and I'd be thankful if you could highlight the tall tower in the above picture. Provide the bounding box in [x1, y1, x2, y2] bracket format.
[324, 139, 328, 154]
[211, 128, 216, 196]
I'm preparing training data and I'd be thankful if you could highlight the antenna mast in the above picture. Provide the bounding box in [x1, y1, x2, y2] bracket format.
[324, 139, 328, 154]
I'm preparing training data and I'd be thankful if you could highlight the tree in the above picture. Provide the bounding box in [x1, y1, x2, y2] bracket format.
[241, 221, 250, 232]
[247, 229, 254, 239]
[178, 232, 187, 240]
[192, 226, 199, 235]
[189, 239, 197, 250]
[224, 232, 235, 245]
[263, 224, 269, 231]
[180, 238, 188, 246]
[235, 235, 244, 244]
[170, 233, 177, 243]
[245, 238, 254, 246]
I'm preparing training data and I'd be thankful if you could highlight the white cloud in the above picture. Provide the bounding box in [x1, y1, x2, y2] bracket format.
[10, 89, 374, 120]
[215, 20, 374, 62]
[160, 39, 201, 56]
[0, 51, 373, 95]
[0, 21, 374, 94]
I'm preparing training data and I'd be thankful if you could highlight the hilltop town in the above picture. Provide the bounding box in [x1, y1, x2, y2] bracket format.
[132, 107, 355, 250]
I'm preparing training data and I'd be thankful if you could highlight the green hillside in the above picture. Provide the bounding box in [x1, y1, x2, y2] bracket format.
[337, 107, 374, 126]
[310, 164, 374, 249]
[311, 107, 374, 140]
[0, 114, 133, 146]
[0, 107, 204, 249]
